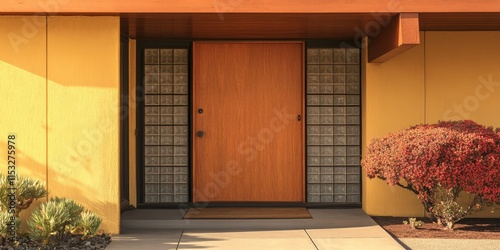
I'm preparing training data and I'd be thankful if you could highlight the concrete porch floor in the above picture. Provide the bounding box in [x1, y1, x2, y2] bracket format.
[108, 208, 404, 249]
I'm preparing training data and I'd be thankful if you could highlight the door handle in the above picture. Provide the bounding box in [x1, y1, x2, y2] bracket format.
[197, 130, 204, 138]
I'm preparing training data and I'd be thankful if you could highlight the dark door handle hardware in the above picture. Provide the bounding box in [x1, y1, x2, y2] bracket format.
[198, 108, 204, 114]
[297, 115, 302, 121]
[197, 131, 204, 137]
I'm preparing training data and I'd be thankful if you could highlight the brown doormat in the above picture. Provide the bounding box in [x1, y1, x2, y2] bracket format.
[183, 207, 312, 219]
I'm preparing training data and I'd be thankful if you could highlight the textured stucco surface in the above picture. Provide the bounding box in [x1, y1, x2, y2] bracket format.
[0, 16, 120, 233]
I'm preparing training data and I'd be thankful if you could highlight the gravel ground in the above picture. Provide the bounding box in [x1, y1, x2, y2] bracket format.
[399, 238, 500, 250]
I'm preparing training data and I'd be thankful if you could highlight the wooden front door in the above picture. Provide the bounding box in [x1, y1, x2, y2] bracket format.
[193, 42, 304, 202]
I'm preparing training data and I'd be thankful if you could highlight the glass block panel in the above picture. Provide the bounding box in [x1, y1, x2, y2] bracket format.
[307, 65, 319, 74]
[307, 174, 320, 183]
[160, 49, 173, 64]
[145, 85, 159, 94]
[346, 166, 360, 174]
[174, 195, 188, 203]
[347, 156, 360, 165]
[334, 167, 346, 174]
[320, 146, 334, 156]
[347, 194, 360, 203]
[334, 184, 346, 194]
[347, 184, 360, 194]
[319, 65, 333, 74]
[160, 175, 174, 183]
[319, 75, 333, 84]
[346, 65, 360, 74]
[143, 46, 190, 204]
[346, 75, 360, 84]
[321, 195, 334, 202]
[173, 85, 189, 94]
[321, 85, 335, 94]
[334, 175, 347, 183]
[347, 116, 360, 124]
[145, 49, 159, 64]
[320, 167, 333, 174]
[334, 65, 346, 74]
[320, 157, 334, 166]
[346, 96, 360, 105]
[333, 95, 346, 105]
[307, 84, 320, 94]
[145, 167, 159, 174]
[145, 65, 159, 74]
[308, 194, 320, 202]
[334, 157, 346, 166]
[320, 174, 333, 183]
[306, 45, 360, 204]
[346, 107, 359, 115]
[145, 157, 159, 166]
[173, 49, 188, 64]
[334, 146, 346, 156]
[333, 136, 346, 145]
[307, 167, 320, 174]
[145, 184, 159, 194]
[175, 184, 189, 194]
[145, 194, 159, 203]
[333, 49, 346, 64]
[319, 49, 333, 64]
[174, 174, 188, 183]
[174, 65, 188, 74]
[161, 167, 174, 174]
[307, 49, 320, 64]
[307, 157, 320, 166]
[333, 75, 345, 84]
[334, 194, 346, 202]
[320, 184, 333, 194]
[145, 136, 160, 145]
[346, 49, 360, 64]
[347, 174, 359, 183]
[145, 95, 159, 105]
[145, 174, 159, 183]
[160, 195, 174, 202]
[308, 184, 320, 194]
[308, 75, 319, 83]
[307, 95, 320, 105]
[320, 136, 334, 145]
[320, 95, 334, 105]
[346, 146, 360, 155]
[160, 184, 174, 194]
[346, 85, 360, 94]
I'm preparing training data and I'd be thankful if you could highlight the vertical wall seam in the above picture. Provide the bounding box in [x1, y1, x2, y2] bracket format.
[423, 31, 427, 125]
[45, 16, 49, 199]
[422, 31, 426, 217]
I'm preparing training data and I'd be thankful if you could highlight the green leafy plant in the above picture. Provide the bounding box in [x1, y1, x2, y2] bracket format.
[0, 174, 48, 215]
[362, 120, 500, 229]
[77, 211, 102, 239]
[403, 217, 424, 229]
[0, 211, 21, 245]
[27, 197, 84, 245]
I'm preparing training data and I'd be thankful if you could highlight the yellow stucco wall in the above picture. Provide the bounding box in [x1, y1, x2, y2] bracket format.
[363, 31, 500, 218]
[0, 16, 48, 220]
[0, 16, 120, 233]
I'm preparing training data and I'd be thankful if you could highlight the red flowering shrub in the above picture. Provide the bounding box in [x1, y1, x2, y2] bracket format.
[362, 120, 500, 229]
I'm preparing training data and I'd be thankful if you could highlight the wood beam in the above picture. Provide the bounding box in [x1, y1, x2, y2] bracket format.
[368, 13, 420, 63]
[2, 0, 500, 14]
